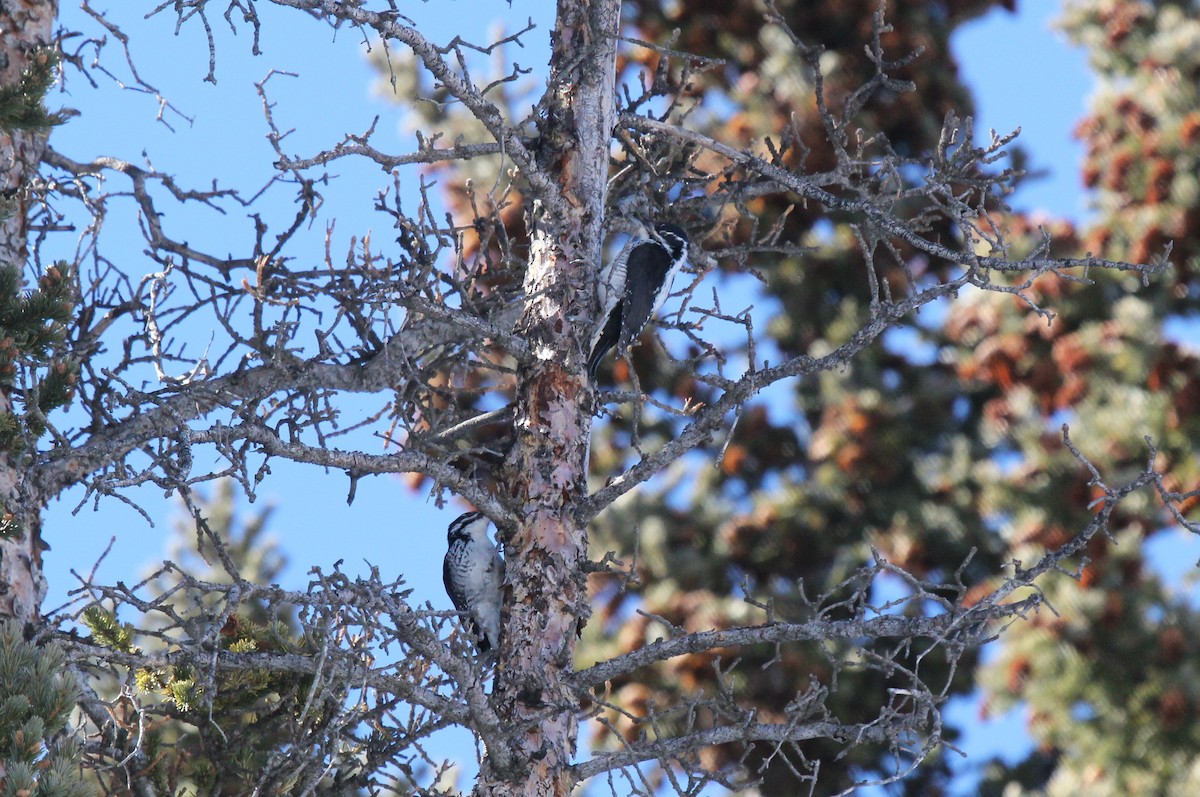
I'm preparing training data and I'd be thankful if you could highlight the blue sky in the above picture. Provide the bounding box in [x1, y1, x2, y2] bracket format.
[37, 1, 1176, 792]
[956, 5, 1091, 221]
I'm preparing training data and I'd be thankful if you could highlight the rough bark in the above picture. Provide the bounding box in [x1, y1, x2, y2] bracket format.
[0, 0, 57, 626]
[481, 0, 620, 794]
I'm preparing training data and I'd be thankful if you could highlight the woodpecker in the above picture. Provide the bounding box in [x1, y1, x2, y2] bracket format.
[587, 222, 690, 381]
[442, 511, 505, 655]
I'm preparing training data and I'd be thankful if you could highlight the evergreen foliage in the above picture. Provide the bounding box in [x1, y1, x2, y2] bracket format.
[0, 261, 77, 455]
[0, 45, 64, 226]
[0, 622, 93, 797]
[571, 2, 1200, 793]
[0, 47, 63, 134]
[970, 1, 1200, 793]
[0, 33, 75, 484]
[80, 484, 368, 796]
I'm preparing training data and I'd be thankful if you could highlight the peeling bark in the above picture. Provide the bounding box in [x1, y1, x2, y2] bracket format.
[480, 0, 621, 794]
[0, 0, 57, 626]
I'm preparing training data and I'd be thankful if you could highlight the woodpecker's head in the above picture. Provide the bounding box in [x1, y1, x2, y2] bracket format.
[447, 511, 490, 543]
[652, 222, 689, 263]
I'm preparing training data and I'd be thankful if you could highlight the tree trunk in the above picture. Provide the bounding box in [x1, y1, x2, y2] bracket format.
[481, 0, 619, 794]
[0, 0, 57, 626]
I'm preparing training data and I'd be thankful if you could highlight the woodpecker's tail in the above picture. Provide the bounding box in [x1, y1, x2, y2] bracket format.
[585, 341, 609, 381]
[473, 623, 492, 654]
[587, 308, 622, 380]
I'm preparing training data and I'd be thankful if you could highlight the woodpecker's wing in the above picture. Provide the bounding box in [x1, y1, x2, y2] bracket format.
[596, 236, 637, 313]
[588, 236, 639, 379]
[617, 240, 675, 353]
[442, 556, 465, 614]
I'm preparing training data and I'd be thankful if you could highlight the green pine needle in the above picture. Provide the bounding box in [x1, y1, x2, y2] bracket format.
[0, 47, 65, 133]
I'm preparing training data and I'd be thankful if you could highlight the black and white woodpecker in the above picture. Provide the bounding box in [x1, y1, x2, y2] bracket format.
[442, 511, 504, 656]
[586, 222, 690, 381]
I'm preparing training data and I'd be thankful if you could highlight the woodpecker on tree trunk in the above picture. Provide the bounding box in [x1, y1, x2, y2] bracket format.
[587, 222, 689, 380]
[442, 511, 505, 656]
